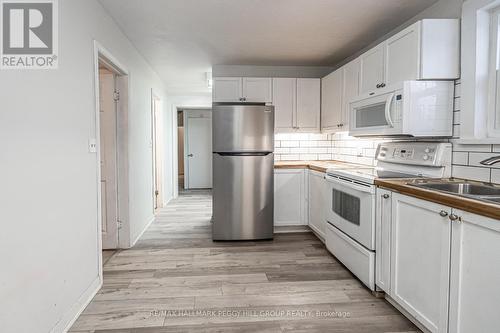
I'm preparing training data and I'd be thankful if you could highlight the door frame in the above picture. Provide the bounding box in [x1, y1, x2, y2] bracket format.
[151, 89, 163, 212]
[93, 41, 130, 281]
[171, 105, 211, 197]
[183, 109, 212, 189]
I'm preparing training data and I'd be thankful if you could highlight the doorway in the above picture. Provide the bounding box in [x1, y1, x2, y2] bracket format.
[94, 42, 130, 272]
[151, 92, 163, 211]
[184, 109, 213, 189]
[177, 110, 185, 191]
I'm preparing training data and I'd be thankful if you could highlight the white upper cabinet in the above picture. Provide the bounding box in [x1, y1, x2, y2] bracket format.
[213, 77, 242, 102]
[321, 69, 343, 131]
[342, 59, 360, 129]
[213, 77, 272, 103]
[359, 44, 385, 94]
[385, 24, 420, 86]
[242, 77, 272, 103]
[296, 78, 321, 132]
[321, 59, 360, 132]
[359, 19, 459, 95]
[449, 210, 500, 333]
[273, 78, 296, 132]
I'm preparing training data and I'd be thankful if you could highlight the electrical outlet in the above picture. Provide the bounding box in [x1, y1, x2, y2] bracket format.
[88, 138, 97, 153]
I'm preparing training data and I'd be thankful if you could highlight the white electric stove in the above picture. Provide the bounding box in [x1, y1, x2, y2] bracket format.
[323, 142, 452, 290]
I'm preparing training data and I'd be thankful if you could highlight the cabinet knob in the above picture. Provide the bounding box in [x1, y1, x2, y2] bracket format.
[187, 154, 193, 157]
[380, 83, 386, 88]
[439, 210, 449, 217]
[449, 214, 460, 222]
[382, 194, 390, 199]
[376, 84, 381, 88]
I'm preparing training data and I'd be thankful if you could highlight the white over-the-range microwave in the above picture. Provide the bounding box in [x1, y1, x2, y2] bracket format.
[348, 80, 454, 137]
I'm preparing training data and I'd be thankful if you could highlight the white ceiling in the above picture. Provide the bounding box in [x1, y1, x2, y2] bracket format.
[99, 0, 438, 95]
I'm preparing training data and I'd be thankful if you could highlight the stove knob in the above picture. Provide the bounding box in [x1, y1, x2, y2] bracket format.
[424, 148, 431, 153]
[423, 154, 430, 161]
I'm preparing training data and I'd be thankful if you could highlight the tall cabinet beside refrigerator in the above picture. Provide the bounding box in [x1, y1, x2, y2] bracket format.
[212, 103, 275, 240]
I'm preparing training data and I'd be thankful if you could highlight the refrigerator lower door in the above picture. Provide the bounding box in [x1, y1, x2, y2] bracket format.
[212, 153, 274, 240]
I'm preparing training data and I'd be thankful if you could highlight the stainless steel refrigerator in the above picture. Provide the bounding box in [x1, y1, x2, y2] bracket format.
[212, 103, 274, 240]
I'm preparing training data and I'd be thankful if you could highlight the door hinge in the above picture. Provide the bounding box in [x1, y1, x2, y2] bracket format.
[117, 220, 123, 229]
[113, 91, 120, 102]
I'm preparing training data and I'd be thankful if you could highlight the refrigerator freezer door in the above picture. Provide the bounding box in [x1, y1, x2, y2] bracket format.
[213, 105, 274, 152]
[212, 153, 274, 240]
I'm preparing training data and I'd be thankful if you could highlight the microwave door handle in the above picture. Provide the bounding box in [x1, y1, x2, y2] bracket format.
[384, 93, 395, 127]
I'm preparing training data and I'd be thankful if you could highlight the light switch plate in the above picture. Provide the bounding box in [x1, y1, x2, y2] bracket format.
[88, 138, 97, 153]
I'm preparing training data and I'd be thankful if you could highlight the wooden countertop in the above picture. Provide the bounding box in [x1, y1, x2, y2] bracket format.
[375, 178, 500, 220]
[274, 160, 362, 173]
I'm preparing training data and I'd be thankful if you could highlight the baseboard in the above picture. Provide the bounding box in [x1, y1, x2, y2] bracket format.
[51, 276, 102, 333]
[130, 215, 155, 247]
[274, 221, 308, 227]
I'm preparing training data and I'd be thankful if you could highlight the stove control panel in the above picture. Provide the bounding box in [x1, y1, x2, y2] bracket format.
[376, 142, 451, 167]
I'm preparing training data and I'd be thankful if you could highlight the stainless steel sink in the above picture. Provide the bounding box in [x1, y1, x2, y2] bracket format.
[407, 179, 500, 204]
[411, 182, 500, 196]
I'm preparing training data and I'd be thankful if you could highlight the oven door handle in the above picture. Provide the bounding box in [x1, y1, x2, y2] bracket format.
[384, 93, 395, 128]
[325, 174, 375, 194]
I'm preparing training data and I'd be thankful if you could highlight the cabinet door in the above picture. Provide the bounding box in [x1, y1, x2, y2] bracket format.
[359, 45, 385, 94]
[243, 77, 272, 103]
[341, 59, 360, 129]
[308, 170, 326, 240]
[213, 77, 242, 102]
[273, 78, 296, 132]
[385, 22, 420, 86]
[449, 210, 500, 333]
[321, 70, 343, 131]
[274, 169, 306, 226]
[391, 193, 451, 333]
[375, 188, 392, 292]
[296, 78, 320, 132]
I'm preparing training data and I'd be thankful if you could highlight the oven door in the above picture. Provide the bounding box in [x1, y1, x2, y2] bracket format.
[349, 89, 402, 137]
[325, 174, 376, 250]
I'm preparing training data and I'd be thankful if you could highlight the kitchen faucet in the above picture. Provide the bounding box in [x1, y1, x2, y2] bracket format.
[480, 156, 500, 165]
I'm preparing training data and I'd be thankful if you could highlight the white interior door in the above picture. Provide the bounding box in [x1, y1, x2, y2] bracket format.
[99, 71, 118, 249]
[186, 110, 212, 189]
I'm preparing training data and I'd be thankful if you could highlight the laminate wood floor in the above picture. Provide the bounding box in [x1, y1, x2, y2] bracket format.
[70, 190, 419, 333]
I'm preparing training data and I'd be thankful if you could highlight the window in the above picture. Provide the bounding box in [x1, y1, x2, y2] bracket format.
[461, 0, 500, 142]
[490, 7, 500, 135]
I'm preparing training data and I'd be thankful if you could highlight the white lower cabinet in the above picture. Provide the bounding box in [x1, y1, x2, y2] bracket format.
[390, 193, 451, 333]
[448, 209, 500, 333]
[274, 169, 307, 226]
[375, 188, 392, 292]
[307, 170, 326, 240]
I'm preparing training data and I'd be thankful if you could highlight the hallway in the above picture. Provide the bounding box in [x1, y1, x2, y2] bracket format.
[70, 191, 418, 332]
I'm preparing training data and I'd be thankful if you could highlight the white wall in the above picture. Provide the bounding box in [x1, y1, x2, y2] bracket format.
[0, 1, 169, 332]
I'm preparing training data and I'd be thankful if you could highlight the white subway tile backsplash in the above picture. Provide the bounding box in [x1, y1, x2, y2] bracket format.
[468, 152, 500, 169]
[281, 140, 300, 147]
[491, 169, 500, 184]
[290, 147, 309, 154]
[452, 165, 491, 182]
[452, 151, 468, 165]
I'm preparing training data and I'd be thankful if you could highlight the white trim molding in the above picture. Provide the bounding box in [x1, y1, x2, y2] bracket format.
[461, 0, 500, 142]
